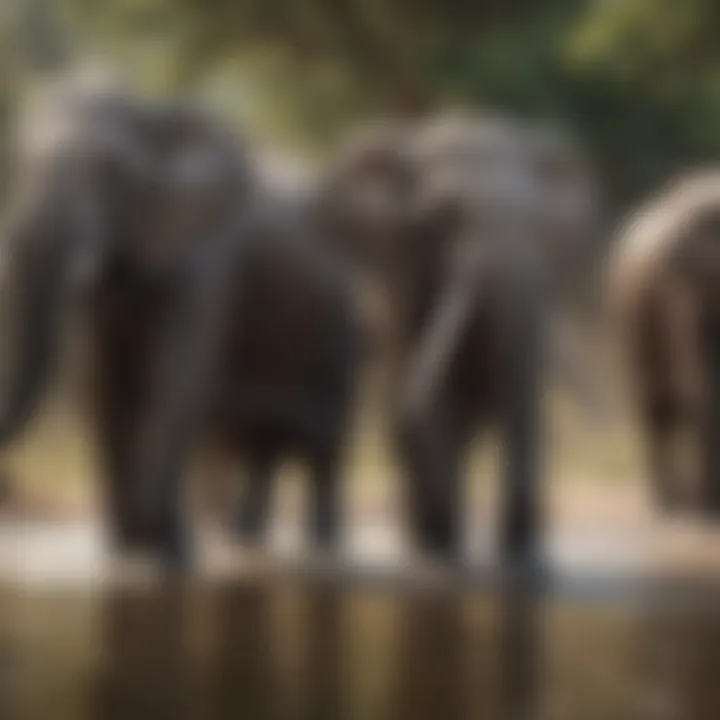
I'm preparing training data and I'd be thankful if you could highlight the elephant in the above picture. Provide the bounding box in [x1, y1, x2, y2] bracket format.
[0, 78, 252, 564]
[204, 190, 362, 550]
[0, 77, 362, 564]
[315, 112, 598, 570]
[610, 171, 720, 515]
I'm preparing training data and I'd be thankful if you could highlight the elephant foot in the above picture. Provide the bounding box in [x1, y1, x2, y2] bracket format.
[309, 533, 342, 556]
[652, 483, 690, 517]
[305, 520, 343, 575]
[147, 515, 194, 572]
[233, 511, 268, 547]
[415, 526, 464, 567]
[500, 546, 549, 592]
[108, 520, 153, 556]
[111, 524, 193, 572]
[309, 515, 341, 553]
[423, 545, 464, 568]
[305, 542, 343, 578]
[158, 532, 193, 572]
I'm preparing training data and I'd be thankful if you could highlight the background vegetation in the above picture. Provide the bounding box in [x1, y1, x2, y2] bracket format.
[3, 0, 720, 215]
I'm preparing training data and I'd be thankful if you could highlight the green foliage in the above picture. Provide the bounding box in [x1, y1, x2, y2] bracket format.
[567, 0, 720, 209]
[20, 0, 720, 211]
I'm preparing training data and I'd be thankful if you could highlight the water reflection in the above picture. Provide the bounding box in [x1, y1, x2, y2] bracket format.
[85, 579, 542, 720]
[497, 589, 541, 720]
[388, 589, 467, 720]
[212, 580, 346, 720]
[637, 597, 720, 720]
[212, 582, 280, 720]
[93, 581, 192, 720]
[12, 577, 720, 719]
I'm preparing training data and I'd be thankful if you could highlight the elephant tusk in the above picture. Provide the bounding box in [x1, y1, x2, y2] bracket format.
[403, 242, 489, 419]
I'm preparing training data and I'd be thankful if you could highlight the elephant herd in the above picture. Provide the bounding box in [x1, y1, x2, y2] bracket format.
[0, 77, 717, 573]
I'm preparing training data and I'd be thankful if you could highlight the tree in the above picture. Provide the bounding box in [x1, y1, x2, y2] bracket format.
[56, 0, 720, 212]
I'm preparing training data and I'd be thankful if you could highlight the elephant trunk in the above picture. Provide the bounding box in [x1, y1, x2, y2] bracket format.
[0, 231, 68, 444]
[402, 239, 489, 419]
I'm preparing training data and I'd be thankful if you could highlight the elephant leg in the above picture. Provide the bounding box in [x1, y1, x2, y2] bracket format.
[100, 430, 144, 552]
[700, 410, 720, 516]
[393, 433, 426, 552]
[308, 445, 343, 550]
[700, 337, 720, 515]
[393, 436, 428, 552]
[235, 449, 278, 544]
[642, 396, 685, 512]
[417, 428, 462, 561]
[500, 387, 541, 570]
[396, 403, 463, 561]
[499, 296, 544, 572]
[89, 339, 147, 552]
[138, 444, 190, 567]
[135, 241, 237, 567]
[657, 278, 706, 513]
[391, 240, 494, 562]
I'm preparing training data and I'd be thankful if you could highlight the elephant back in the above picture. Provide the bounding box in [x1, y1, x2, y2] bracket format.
[610, 171, 720, 323]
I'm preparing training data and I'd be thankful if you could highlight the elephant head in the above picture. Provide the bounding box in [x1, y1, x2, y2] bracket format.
[0, 77, 251, 446]
[320, 112, 597, 288]
[317, 112, 599, 407]
[315, 120, 418, 272]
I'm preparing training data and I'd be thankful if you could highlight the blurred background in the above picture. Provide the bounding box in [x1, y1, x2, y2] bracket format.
[4, 0, 720, 210]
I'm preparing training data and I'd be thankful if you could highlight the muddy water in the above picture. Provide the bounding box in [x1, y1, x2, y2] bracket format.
[1, 578, 720, 720]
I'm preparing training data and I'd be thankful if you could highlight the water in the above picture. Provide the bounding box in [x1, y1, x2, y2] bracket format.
[3, 575, 720, 720]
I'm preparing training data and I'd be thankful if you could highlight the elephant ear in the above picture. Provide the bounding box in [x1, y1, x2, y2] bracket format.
[89, 99, 252, 272]
[406, 113, 537, 254]
[316, 122, 418, 268]
[138, 107, 251, 270]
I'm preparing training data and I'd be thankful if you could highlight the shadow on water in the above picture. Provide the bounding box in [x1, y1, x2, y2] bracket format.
[93, 581, 191, 720]
[7, 575, 720, 719]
